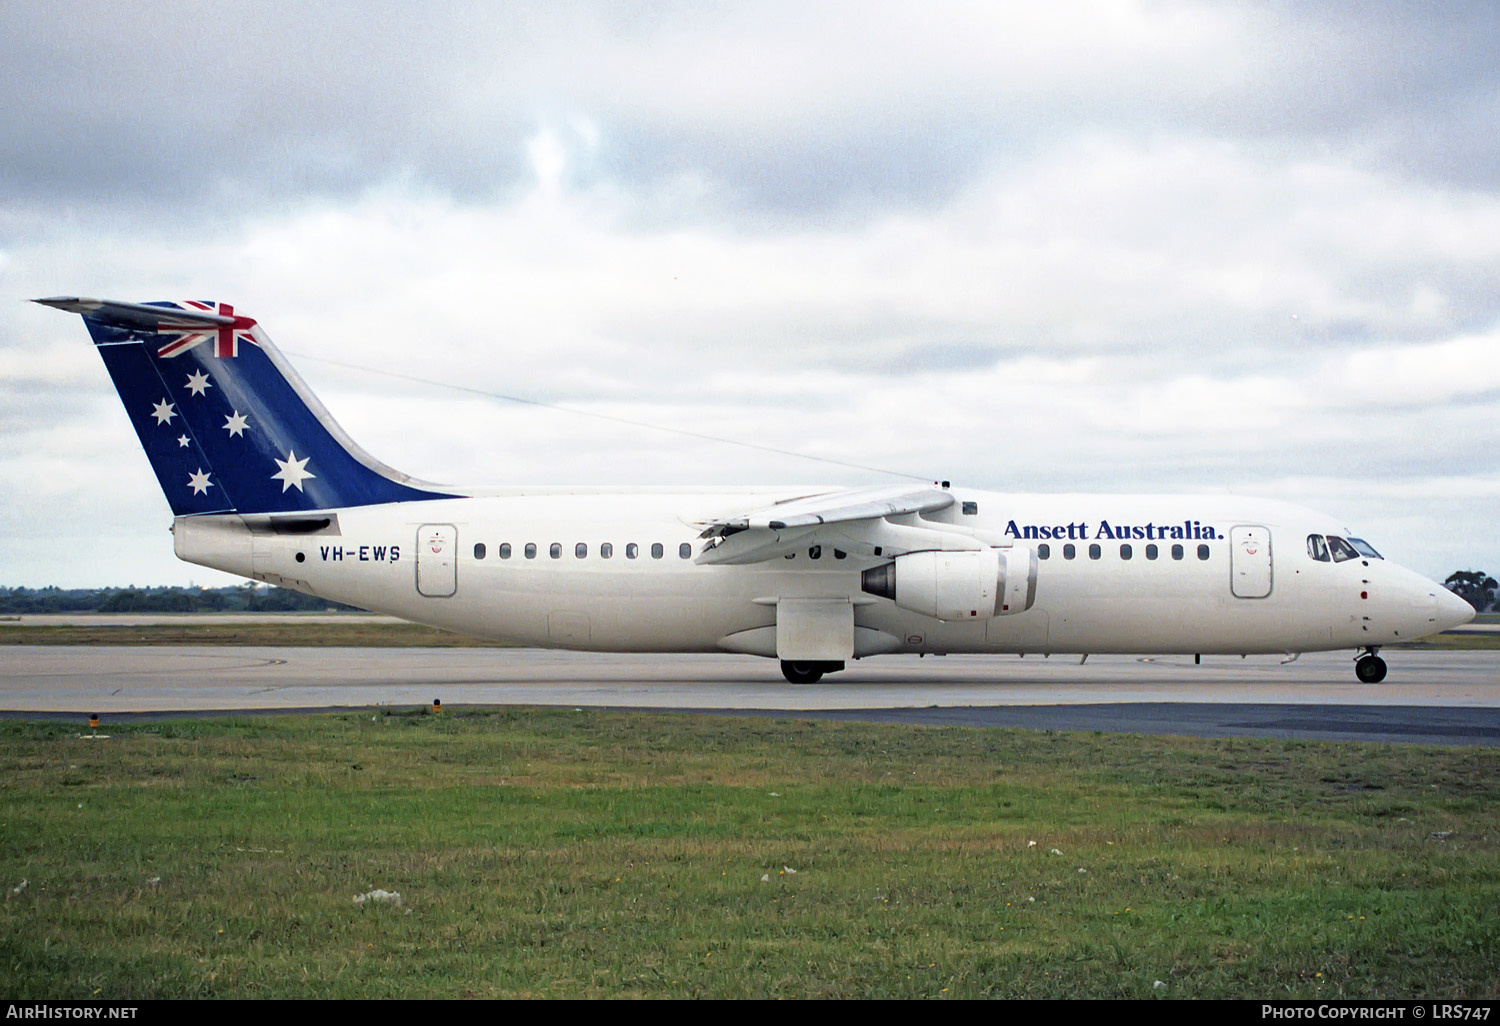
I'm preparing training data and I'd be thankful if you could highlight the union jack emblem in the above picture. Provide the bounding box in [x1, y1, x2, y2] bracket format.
[154, 301, 259, 359]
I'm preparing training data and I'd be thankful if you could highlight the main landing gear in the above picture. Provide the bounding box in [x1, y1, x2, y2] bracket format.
[780, 660, 845, 684]
[1354, 648, 1388, 684]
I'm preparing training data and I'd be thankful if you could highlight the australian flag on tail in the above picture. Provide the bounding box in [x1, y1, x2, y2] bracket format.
[36, 297, 459, 517]
[153, 300, 258, 359]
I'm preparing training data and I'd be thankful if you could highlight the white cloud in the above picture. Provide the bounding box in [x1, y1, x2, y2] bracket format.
[2, 4, 1498, 585]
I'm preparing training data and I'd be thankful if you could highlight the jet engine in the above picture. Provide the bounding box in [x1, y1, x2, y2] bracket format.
[860, 547, 1036, 621]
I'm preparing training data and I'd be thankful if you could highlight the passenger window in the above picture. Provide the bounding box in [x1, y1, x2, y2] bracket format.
[1307, 535, 1330, 562]
[1063, 544, 1076, 560]
[474, 543, 486, 560]
[499, 543, 511, 559]
[1088, 543, 1101, 560]
[525, 543, 537, 559]
[679, 543, 691, 559]
[962, 501, 978, 515]
[549, 543, 561, 559]
[1197, 544, 1210, 560]
[809, 545, 821, 560]
[1171, 544, 1184, 560]
[1120, 544, 1132, 560]
[1327, 536, 1360, 562]
[834, 549, 847, 559]
[575, 542, 587, 559]
[1038, 543, 1050, 560]
[1145, 544, 1158, 560]
[651, 543, 664, 559]
[626, 543, 638, 559]
[601, 543, 613, 559]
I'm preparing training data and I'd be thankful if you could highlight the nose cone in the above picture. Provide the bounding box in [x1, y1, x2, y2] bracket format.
[1436, 587, 1478, 632]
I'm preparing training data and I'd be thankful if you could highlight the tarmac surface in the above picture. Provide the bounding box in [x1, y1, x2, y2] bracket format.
[2, 644, 1498, 745]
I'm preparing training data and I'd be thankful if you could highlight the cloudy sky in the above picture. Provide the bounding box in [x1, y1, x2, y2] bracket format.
[3, 1, 1498, 587]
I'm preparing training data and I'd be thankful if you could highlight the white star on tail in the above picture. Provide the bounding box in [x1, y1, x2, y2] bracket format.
[223, 411, 248, 437]
[177, 434, 191, 448]
[151, 399, 176, 425]
[271, 450, 316, 492]
[187, 469, 212, 495]
[185, 370, 212, 396]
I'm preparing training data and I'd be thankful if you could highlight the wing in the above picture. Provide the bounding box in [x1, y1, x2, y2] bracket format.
[693, 484, 975, 565]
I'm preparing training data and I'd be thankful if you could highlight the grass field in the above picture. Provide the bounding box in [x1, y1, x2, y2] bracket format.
[2, 708, 1497, 999]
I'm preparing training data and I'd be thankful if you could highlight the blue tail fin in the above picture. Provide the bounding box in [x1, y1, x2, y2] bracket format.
[38, 298, 458, 515]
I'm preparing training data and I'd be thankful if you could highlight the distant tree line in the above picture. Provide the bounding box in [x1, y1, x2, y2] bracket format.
[0, 583, 361, 615]
[1445, 572, 1499, 613]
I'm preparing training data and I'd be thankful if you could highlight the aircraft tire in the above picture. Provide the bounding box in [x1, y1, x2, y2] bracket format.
[780, 661, 825, 684]
[1355, 654, 1388, 683]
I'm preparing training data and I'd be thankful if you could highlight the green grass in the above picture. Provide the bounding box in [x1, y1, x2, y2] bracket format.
[1, 709, 1497, 999]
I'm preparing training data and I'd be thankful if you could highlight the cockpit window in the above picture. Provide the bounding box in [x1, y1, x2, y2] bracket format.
[1348, 537, 1383, 559]
[1307, 534, 1330, 562]
[1326, 536, 1360, 562]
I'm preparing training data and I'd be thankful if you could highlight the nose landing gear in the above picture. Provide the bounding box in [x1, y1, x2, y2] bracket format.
[1354, 648, 1387, 683]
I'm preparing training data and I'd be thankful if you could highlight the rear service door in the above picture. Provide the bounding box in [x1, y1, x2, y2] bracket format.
[416, 523, 458, 597]
[1230, 525, 1272, 599]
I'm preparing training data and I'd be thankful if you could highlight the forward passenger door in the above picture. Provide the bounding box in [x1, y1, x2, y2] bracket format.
[1230, 525, 1272, 599]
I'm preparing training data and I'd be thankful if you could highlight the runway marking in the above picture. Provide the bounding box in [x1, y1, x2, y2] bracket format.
[10, 651, 290, 679]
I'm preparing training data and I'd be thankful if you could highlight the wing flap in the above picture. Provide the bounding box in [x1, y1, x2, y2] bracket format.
[694, 485, 971, 565]
[697, 484, 954, 536]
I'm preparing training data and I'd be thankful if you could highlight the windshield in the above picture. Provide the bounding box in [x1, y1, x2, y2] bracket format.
[1348, 537, 1383, 559]
[1326, 536, 1361, 562]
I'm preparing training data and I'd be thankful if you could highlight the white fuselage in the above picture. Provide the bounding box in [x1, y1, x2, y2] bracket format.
[172, 488, 1465, 660]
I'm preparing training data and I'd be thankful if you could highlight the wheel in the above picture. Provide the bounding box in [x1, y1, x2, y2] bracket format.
[780, 660, 825, 684]
[1355, 654, 1387, 683]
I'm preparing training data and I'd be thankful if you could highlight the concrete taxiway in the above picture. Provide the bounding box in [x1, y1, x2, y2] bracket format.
[2, 645, 1498, 744]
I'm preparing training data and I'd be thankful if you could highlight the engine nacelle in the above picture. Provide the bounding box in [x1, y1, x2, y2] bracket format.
[861, 547, 1035, 621]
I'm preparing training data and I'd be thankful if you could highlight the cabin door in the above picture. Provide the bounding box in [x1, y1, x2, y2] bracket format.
[1230, 525, 1272, 599]
[416, 523, 458, 597]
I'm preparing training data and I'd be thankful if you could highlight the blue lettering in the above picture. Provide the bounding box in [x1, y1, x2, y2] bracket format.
[1008, 516, 1218, 542]
[390, 545, 400, 562]
[373, 545, 386, 561]
[359, 545, 370, 561]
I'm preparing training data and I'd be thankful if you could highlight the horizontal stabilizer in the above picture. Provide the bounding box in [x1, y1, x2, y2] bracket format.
[34, 297, 240, 330]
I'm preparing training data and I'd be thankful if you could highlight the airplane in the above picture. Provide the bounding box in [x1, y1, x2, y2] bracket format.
[38, 296, 1476, 684]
